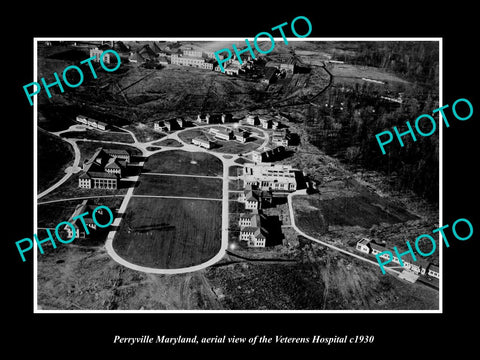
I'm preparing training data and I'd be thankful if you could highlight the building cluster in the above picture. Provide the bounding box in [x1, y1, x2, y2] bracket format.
[251, 146, 285, 163]
[76, 115, 108, 131]
[244, 114, 280, 129]
[196, 113, 232, 124]
[192, 137, 213, 149]
[153, 118, 185, 132]
[209, 126, 250, 143]
[78, 147, 131, 190]
[238, 186, 273, 210]
[356, 238, 440, 279]
[243, 164, 298, 192]
[127, 43, 225, 71]
[63, 199, 106, 239]
[191, 125, 250, 150]
[265, 57, 296, 73]
[126, 42, 254, 76]
[238, 210, 269, 247]
[271, 130, 293, 147]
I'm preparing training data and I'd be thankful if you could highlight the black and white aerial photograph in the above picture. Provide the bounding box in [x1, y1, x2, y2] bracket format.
[7, 5, 478, 356]
[35, 39, 440, 311]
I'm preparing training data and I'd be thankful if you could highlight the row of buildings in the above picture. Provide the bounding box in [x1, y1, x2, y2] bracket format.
[209, 126, 249, 143]
[126, 43, 253, 76]
[76, 115, 108, 131]
[191, 126, 250, 150]
[356, 238, 440, 279]
[196, 113, 233, 124]
[78, 147, 131, 190]
[244, 114, 281, 129]
[236, 164, 299, 247]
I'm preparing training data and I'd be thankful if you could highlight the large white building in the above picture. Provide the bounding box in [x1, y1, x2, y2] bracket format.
[89, 47, 110, 64]
[243, 164, 297, 192]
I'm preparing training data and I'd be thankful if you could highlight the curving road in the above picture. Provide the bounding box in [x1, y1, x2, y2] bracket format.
[37, 137, 81, 200]
[286, 191, 401, 275]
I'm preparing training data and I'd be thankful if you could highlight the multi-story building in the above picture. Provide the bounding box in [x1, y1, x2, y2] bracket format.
[233, 130, 249, 143]
[427, 264, 440, 279]
[197, 113, 211, 124]
[243, 164, 297, 192]
[183, 49, 203, 58]
[78, 147, 129, 190]
[259, 118, 272, 129]
[192, 137, 213, 149]
[356, 238, 372, 254]
[210, 127, 233, 141]
[76, 115, 108, 130]
[272, 130, 293, 147]
[251, 146, 285, 163]
[245, 114, 259, 125]
[238, 212, 268, 247]
[89, 47, 110, 64]
[171, 54, 214, 70]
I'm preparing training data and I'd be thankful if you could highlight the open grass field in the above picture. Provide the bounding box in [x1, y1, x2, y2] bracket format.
[134, 174, 222, 199]
[38, 129, 75, 193]
[113, 197, 222, 269]
[143, 150, 222, 176]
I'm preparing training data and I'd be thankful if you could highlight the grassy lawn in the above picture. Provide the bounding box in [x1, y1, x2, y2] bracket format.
[38, 197, 124, 228]
[61, 128, 135, 143]
[38, 201, 82, 228]
[124, 123, 166, 143]
[143, 150, 222, 176]
[151, 138, 183, 147]
[228, 165, 243, 177]
[228, 178, 244, 191]
[38, 129, 75, 193]
[113, 197, 222, 269]
[211, 136, 264, 154]
[177, 128, 208, 144]
[135, 174, 223, 199]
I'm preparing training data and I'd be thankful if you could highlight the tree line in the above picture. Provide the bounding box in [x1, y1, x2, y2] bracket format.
[306, 42, 439, 203]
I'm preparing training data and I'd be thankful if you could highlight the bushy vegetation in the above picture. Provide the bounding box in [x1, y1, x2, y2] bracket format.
[306, 42, 439, 203]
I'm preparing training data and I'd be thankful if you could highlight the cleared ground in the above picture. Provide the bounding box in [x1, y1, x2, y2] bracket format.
[206, 242, 438, 310]
[113, 197, 222, 269]
[143, 150, 222, 176]
[293, 191, 417, 236]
